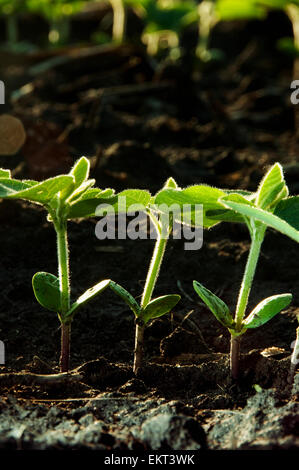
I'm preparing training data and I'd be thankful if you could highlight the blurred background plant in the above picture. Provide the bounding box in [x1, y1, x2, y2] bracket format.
[0, 0, 29, 48]
[27, 0, 86, 45]
[0, 0, 299, 61]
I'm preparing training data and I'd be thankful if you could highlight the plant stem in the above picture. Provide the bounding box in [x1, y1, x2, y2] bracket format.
[196, 1, 217, 61]
[289, 325, 299, 384]
[110, 0, 126, 43]
[235, 229, 265, 331]
[60, 323, 71, 372]
[133, 320, 145, 374]
[230, 335, 241, 381]
[55, 219, 71, 372]
[133, 231, 168, 374]
[6, 15, 18, 45]
[141, 234, 168, 309]
[231, 227, 265, 379]
[56, 221, 71, 314]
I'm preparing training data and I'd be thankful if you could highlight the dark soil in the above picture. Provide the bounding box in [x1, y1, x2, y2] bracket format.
[0, 9, 298, 450]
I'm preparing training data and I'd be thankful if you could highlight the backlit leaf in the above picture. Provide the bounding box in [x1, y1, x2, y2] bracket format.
[95, 190, 151, 216]
[219, 199, 299, 243]
[193, 280, 234, 328]
[0, 175, 74, 204]
[0, 169, 11, 178]
[109, 281, 141, 317]
[155, 185, 227, 228]
[32, 272, 61, 313]
[141, 294, 181, 324]
[244, 293, 292, 328]
[66, 279, 111, 319]
[67, 188, 115, 219]
[70, 156, 90, 188]
[256, 163, 287, 210]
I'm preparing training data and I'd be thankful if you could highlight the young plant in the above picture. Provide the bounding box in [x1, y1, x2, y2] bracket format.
[147, 171, 287, 378]
[213, 163, 299, 382]
[102, 177, 183, 373]
[0, 158, 149, 372]
[191, 163, 293, 379]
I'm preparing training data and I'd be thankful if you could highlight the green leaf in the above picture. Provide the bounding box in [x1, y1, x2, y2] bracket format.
[67, 179, 96, 203]
[0, 178, 37, 198]
[109, 281, 141, 317]
[70, 157, 90, 188]
[32, 272, 61, 313]
[216, 0, 267, 20]
[274, 196, 299, 231]
[193, 280, 234, 328]
[163, 177, 179, 189]
[221, 192, 255, 206]
[243, 293, 292, 328]
[141, 294, 181, 324]
[67, 189, 116, 219]
[256, 163, 287, 210]
[95, 190, 151, 216]
[155, 185, 227, 228]
[66, 279, 111, 319]
[0, 169, 11, 178]
[0, 175, 74, 204]
[219, 199, 299, 243]
[208, 192, 255, 224]
[60, 157, 91, 201]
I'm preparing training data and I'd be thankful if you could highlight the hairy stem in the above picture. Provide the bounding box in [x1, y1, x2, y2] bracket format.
[141, 234, 168, 309]
[55, 220, 71, 372]
[235, 229, 265, 331]
[133, 230, 168, 373]
[231, 227, 265, 379]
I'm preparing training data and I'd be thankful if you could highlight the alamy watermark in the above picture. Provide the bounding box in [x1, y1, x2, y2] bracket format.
[290, 80, 299, 104]
[0, 80, 4, 104]
[94, 197, 204, 250]
[0, 340, 5, 365]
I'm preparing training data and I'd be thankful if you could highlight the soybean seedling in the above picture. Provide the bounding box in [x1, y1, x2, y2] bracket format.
[0, 158, 149, 371]
[193, 163, 293, 380]
[101, 177, 183, 373]
[213, 163, 299, 383]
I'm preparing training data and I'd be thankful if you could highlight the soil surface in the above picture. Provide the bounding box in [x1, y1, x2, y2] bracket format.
[0, 9, 298, 450]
